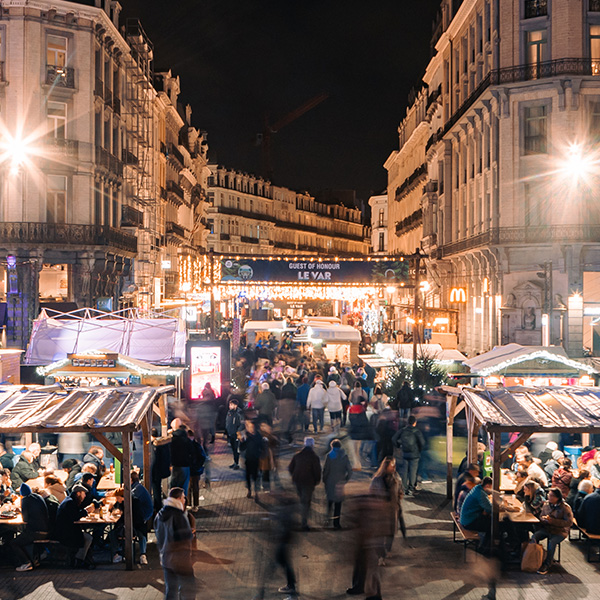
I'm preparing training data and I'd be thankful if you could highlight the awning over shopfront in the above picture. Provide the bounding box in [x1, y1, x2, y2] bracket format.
[463, 343, 596, 377]
[25, 308, 186, 366]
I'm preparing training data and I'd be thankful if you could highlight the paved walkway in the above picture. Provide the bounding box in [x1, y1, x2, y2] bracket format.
[4, 431, 600, 600]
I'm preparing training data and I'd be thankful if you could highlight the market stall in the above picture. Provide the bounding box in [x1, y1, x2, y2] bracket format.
[242, 320, 291, 346]
[0, 384, 171, 570]
[293, 321, 361, 363]
[463, 343, 597, 387]
[37, 351, 184, 394]
[441, 385, 600, 541]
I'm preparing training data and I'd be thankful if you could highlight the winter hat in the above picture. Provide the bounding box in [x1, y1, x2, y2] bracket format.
[71, 484, 88, 495]
[261, 382, 270, 391]
[304, 437, 315, 448]
[62, 459, 77, 469]
[20, 483, 31, 497]
[552, 450, 564, 461]
[328, 380, 337, 388]
[329, 366, 337, 373]
[546, 441, 559, 451]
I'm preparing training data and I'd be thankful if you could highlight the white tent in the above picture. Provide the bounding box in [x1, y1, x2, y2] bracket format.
[25, 308, 186, 365]
[376, 343, 467, 363]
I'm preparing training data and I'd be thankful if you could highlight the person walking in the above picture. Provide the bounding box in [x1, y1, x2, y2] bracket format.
[240, 420, 265, 500]
[326, 381, 346, 432]
[307, 379, 328, 433]
[323, 439, 352, 529]
[395, 381, 413, 423]
[170, 419, 193, 497]
[154, 487, 195, 599]
[288, 437, 322, 530]
[369, 456, 406, 563]
[394, 415, 425, 495]
[254, 382, 277, 425]
[151, 429, 172, 513]
[187, 430, 207, 510]
[348, 402, 371, 470]
[225, 399, 245, 470]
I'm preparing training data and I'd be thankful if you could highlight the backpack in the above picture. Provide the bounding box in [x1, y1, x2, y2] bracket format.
[400, 427, 419, 454]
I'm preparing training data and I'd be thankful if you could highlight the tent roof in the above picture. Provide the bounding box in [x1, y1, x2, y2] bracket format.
[243, 320, 289, 332]
[463, 344, 596, 376]
[376, 343, 467, 363]
[458, 385, 600, 432]
[0, 385, 169, 433]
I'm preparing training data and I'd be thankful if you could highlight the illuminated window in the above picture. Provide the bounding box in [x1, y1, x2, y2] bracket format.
[47, 35, 67, 67]
[47, 101, 66, 139]
[523, 105, 547, 154]
[526, 29, 547, 76]
[591, 25, 600, 75]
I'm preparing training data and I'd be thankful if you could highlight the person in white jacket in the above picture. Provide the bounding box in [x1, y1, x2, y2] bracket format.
[326, 381, 346, 432]
[307, 379, 328, 433]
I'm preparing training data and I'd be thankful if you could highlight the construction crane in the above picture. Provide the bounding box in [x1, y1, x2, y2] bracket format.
[258, 92, 329, 181]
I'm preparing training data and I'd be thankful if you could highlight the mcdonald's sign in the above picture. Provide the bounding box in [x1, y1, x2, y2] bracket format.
[449, 287, 467, 303]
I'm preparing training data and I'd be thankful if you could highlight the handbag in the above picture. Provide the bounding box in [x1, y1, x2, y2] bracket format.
[521, 540, 545, 572]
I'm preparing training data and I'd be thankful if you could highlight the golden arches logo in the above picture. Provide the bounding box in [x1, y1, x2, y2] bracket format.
[449, 287, 467, 303]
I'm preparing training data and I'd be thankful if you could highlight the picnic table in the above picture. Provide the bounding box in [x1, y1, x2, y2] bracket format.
[500, 469, 516, 492]
[499, 494, 539, 523]
[97, 473, 121, 491]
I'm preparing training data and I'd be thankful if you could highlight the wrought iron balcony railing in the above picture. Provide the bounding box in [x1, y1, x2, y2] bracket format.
[46, 65, 75, 88]
[0, 222, 137, 253]
[524, 0, 548, 19]
[121, 205, 144, 228]
[166, 221, 186, 239]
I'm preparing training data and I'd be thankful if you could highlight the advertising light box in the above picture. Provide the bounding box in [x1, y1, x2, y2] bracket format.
[186, 339, 230, 401]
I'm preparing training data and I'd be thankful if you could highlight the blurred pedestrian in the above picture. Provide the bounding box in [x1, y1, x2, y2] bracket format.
[307, 380, 328, 433]
[394, 415, 425, 495]
[154, 487, 195, 599]
[326, 381, 346, 432]
[170, 419, 193, 497]
[288, 437, 322, 530]
[255, 383, 277, 426]
[225, 399, 245, 470]
[240, 420, 264, 500]
[151, 429, 171, 513]
[323, 439, 352, 529]
[187, 430, 207, 508]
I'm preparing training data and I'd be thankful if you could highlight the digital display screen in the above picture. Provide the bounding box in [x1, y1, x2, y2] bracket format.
[190, 346, 222, 399]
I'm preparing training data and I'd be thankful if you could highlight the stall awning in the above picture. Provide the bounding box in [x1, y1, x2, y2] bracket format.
[375, 343, 467, 363]
[459, 386, 600, 432]
[0, 385, 171, 433]
[359, 354, 394, 368]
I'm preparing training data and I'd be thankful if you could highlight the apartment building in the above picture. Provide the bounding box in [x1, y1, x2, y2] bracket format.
[206, 165, 370, 257]
[391, 0, 600, 357]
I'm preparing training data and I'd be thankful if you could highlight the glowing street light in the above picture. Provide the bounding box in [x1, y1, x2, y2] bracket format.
[558, 142, 596, 187]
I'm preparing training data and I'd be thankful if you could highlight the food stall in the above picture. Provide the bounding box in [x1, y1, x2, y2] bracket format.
[293, 321, 361, 363]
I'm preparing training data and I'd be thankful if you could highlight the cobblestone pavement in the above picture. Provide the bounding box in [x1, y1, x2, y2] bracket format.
[4, 431, 600, 600]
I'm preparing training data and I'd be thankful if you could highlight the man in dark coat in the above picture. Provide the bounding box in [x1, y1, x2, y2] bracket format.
[12, 484, 49, 571]
[577, 485, 600, 534]
[10, 452, 39, 489]
[82, 446, 105, 485]
[151, 430, 171, 513]
[240, 420, 265, 499]
[0, 442, 15, 471]
[154, 487, 194, 599]
[225, 399, 245, 470]
[288, 437, 322, 530]
[62, 459, 82, 493]
[393, 415, 425, 495]
[169, 419, 193, 497]
[323, 439, 352, 529]
[394, 381, 413, 422]
[55, 484, 93, 567]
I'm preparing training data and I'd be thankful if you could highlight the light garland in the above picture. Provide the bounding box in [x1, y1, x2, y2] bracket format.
[477, 350, 597, 378]
[178, 255, 222, 294]
[215, 284, 384, 302]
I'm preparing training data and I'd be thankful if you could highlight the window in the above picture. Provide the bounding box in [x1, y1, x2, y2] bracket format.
[47, 102, 66, 139]
[46, 175, 67, 223]
[524, 182, 546, 226]
[47, 35, 67, 67]
[526, 30, 547, 73]
[590, 101, 600, 139]
[591, 25, 600, 75]
[378, 232, 385, 253]
[378, 209, 385, 227]
[523, 105, 548, 154]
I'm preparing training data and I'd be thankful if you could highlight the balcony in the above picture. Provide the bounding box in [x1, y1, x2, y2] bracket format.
[166, 180, 185, 203]
[274, 240, 296, 250]
[104, 87, 113, 107]
[122, 148, 138, 166]
[166, 221, 186, 240]
[94, 77, 103, 98]
[219, 233, 230, 240]
[121, 205, 144, 228]
[95, 146, 123, 177]
[394, 164, 427, 201]
[240, 235, 260, 244]
[43, 137, 79, 159]
[591, 0, 600, 11]
[46, 65, 75, 88]
[0, 222, 137, 254]
[395, 209, 423, 237]
[112, 96, 121, 116]
[524, 0, 547, 18]
[167, 143, 185, 169]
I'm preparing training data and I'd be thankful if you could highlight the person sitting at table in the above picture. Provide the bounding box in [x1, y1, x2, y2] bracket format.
[28, 443, 42, 472]
[0, 468, 15, 504]
[62, 459, 82, 493]
[543, 450, 563, 481]
[456, 474, 478, 516]
[533, 487, 573, 574]
[10, 451, 40, 489]
[522, 454, 548, 487]
[551, 457, 572, 498]
[0, 442, 15, 471]
[453, 463, 480, 512]
[522, 481, 546, 518]
[44, 474, 66, 503]
[460, 476, 494, 554]
[55, 484, 94, 568]
[11, 483, 49, 572]
[83, 446, 106, 485]
[38, 487, 60, 540]
[538, 441, 558, 466]
[79, 473, 105, 509]
[573, 479, 594, 521]
[576, 480, 600, 534]
[567, 469, 590, 509]
[514, 470, 529, 501]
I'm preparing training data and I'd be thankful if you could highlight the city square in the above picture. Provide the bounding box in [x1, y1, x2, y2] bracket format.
[2, 0, 600, 599]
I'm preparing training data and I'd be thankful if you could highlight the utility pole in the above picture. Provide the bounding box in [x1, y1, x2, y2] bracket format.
[209, 250, 216, 340]
[413, 249, 422, 385]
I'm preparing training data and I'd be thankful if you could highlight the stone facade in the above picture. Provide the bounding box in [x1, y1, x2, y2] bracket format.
[391, 0, 600, 357]
[206, 165, 370, 257]
[368, 193, 388, 254]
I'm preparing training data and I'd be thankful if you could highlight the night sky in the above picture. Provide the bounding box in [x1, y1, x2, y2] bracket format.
[120, 0, 441, 202]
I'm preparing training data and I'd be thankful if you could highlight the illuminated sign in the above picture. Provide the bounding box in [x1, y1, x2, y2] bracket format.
[449, 287, 467, 303]
[190, 346, 222, 399]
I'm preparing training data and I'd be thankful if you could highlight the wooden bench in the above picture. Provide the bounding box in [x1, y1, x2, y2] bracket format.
[569, 518, 600, 562]
[451, 512, 480, 560]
